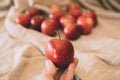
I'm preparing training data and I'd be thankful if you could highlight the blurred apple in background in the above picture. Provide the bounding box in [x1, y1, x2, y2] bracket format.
[68, 9, 82, 19]
[30, 15, 45, 30]
[63, 24, 82, 40]
[15, 14, 31, 27]
[66, 3, 81, 12]
[48, 3, 62, 12]
[77, 15, 94, 34]
[25, 8, 40, 17]
[60, 15, 76, 28]
[83, 11, 97, 26]
[49, 11, 65, 21]
[45, 39, 74, 68]
[41, 19, 59, 36]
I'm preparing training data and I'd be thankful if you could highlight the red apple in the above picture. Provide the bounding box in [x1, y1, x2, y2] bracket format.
[41, 19, 59, 36]
[49, 11, 64, 21]
[66, 3, 81, 12]
[83, 11, 97, 26]
[25, 8, 40, 17]
[63, 24, 82, 40]
[77, 16, 94, 34]
[68, 9, 82, 19]
[15, 14, 31, 27]
[30, 15, 45, 30]
[45, 39, 74, 68]
[48, 3, 62, 12]
[60, 15, 76, 28]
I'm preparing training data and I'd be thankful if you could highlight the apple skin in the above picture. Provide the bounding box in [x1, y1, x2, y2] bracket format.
[48, 3, 62, 12]
[60, 15, 76, 29]
[25, 8, 40, 17]
[30, 15, 45, 30]
[66, 3, 81, 12]
[68, 9, 82, 19]
[49, 11, 64, 21]
[15, 14, 31, 27]
[63, 24, 82, 40]
[41, 19, 59, 36]
[83, 11, 97, 26]
[77, 16, 94, 34]
[45, 39, 74, 68]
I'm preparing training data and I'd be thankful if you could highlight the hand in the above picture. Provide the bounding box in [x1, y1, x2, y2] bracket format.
[33, 57, 78, 80]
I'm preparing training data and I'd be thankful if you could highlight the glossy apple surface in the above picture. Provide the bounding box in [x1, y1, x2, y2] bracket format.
[45, 39, 74, 68]
[77, 16, 94, 34]
[60, 15, 76, 28]
[49, 11, 64, 21]
[25, 8, 40, 17]
[63, 24, 82, 40]
[83, 11, 97, 26]
[15, 14, 31, 27]
[30, 15, 45, 30]
[41, 19, 58, 35]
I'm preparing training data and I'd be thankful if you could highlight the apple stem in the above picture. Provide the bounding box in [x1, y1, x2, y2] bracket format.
[56, 30, 61, 40]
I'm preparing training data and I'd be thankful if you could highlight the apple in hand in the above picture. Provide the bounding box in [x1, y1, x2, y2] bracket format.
[15, 14, 31, 27]
[77, 16, 94, 34]
[45, 39, 74, 68]
[63, 24, 82, 40]
[30, 15, 44, 30]
[41, 19, 59, 36]
[25, 8, 40, 17]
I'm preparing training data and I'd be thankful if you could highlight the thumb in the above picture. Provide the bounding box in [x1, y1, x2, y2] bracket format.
[42, 60, 57, 76]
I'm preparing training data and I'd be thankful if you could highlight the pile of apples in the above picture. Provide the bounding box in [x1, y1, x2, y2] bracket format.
[15, 2, 97, 40]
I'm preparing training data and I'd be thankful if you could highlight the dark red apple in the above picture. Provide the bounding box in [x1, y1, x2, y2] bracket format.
[41, 19, 59, 36]
[25, 8, 40, 17]
[66, 3, 81, 12]
[30, 15, 45, 30]
[45, 39, 74, 68]
[60, 15, 76, 28]
[15, 14, 31, 27]
[48, 3, 62, 12]
[49, 11, 64, 21]
[77, 16, 94, 34]
[63, 24, 82, 40]
[83, 11, 97, 26]
[68, 9, 82, 19]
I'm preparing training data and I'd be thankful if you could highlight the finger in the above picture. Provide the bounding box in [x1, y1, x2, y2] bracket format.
[60, 57, 79, 80]
[66, 57, 79, 79]
[42, 60, 57, 77]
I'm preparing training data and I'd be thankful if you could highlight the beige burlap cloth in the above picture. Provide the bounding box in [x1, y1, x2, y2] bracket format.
[0, 0, 120, 80]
